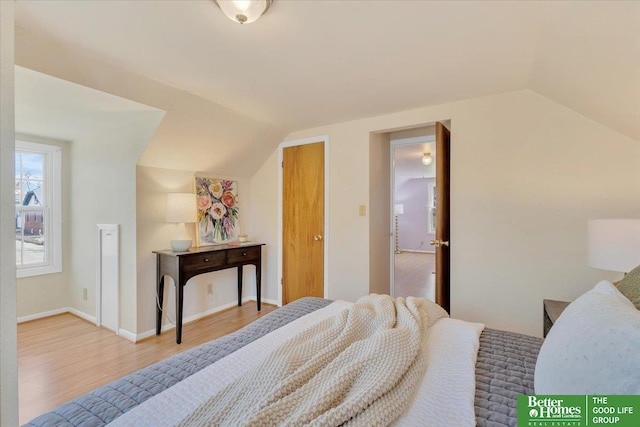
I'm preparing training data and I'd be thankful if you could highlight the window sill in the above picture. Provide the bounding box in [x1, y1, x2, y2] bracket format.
[17, 265, 62, 279]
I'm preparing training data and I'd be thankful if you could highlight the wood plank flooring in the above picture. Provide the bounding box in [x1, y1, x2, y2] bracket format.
[18, 301, 276, 424]
[394, 252, 436, 300]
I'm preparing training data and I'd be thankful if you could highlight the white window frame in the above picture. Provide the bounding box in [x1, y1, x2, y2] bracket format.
[15, 140, 62, 278]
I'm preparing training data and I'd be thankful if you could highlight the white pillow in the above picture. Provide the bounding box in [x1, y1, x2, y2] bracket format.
[534, 280, 640, 394]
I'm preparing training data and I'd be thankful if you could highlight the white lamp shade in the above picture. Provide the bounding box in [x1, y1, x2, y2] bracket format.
[215, 0, 271, 24]
[588, 219, 640, 273]
[166, 193, 196, 223]
[394, 204, 404, 215]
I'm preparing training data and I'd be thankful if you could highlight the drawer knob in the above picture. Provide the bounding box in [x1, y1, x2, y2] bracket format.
[204, 258, 209, 262]
[242, 252, 247, 256]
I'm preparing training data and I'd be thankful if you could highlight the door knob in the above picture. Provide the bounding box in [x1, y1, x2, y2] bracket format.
[429, 239, 449, 247]
[314, 235, 323, 241]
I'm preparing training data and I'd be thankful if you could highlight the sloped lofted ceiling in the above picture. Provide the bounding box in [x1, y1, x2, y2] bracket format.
[13, 1, 640, 171]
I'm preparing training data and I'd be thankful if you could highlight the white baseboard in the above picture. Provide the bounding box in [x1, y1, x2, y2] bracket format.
[117, 328, 137, 343]
[68, 307, 97, 324]
[19, 298, 279, 344]
[17, 306, 96, 324]
[254, 296, 278, 306]
[137, 296, 271, 342]
[17, 307, 69, 323]
[399, 249, 435, 254]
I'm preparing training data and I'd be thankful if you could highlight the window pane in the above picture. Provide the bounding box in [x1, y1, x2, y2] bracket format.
[15, 234, 23, 266]
[15, 179, 23, 207]
[21, 210, 45, 265]
[21, 152, 44, 205]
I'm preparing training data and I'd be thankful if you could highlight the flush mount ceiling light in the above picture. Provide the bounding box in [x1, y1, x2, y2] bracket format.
[215, 0, 272, 24]
[421, 152, 433, 166]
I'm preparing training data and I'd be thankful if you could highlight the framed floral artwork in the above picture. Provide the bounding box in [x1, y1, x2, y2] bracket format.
[194, 177, 239, 246]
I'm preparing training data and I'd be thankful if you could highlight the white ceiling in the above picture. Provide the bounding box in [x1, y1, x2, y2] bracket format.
[13, 0, 640, 141]
[14, 66, 163, 141]
[394, 142, 436, 179]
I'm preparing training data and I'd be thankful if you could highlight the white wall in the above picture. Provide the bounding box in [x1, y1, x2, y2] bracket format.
[136, 166, 256, 337]
[0, 1, 18, 424]
[254, 89, 639, 337]
[68, 113, 164, 334]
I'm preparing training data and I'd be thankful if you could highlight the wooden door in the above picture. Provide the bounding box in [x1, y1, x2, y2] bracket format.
[434, 122, 451, 312]
[282, 142, 324, 304]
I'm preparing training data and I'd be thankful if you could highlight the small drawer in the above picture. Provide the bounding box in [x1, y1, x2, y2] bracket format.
[227, 246, 260, 264]
[183, 252, 226, 270]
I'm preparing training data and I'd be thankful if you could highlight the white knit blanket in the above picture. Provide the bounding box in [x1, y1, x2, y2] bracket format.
[178, 295, 448, 427]
[109, 299, 484, 427]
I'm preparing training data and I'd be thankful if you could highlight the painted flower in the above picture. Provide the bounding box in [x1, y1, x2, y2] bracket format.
[209, 201, 227, 220]
[221, 191, 236, 208]
[197, 194, 212, 211]
[209, 180, 223, 199]
[223, 216, 235, 234]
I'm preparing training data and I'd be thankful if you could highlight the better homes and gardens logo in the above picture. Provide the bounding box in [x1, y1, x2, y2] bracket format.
[522, 395, 583, 425]
[518, 395, 640, 427]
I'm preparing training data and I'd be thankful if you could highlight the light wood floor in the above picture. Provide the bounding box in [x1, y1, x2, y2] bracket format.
[394, 252, 436, 300]
[18, 301, 276, 424]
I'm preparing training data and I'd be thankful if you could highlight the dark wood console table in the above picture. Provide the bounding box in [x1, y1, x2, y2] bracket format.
[154, 243, 264, 344]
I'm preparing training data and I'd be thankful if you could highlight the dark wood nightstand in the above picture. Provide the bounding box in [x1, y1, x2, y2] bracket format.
[543, 299, 570, 337]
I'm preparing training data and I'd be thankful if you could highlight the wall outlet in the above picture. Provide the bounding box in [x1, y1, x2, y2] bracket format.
[82, 288, 88, 300]
[358, 205, 366, 216]
[207, 283, 213, 295]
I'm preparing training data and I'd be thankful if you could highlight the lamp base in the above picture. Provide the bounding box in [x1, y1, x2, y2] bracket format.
[170, 239, 192, 252]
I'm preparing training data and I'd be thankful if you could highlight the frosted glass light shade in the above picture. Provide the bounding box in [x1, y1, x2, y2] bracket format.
[215, 0, 272, 24]
[588, 219, 640, 273]
[166, 193, 196, 223]
[421, 152, 433, 166]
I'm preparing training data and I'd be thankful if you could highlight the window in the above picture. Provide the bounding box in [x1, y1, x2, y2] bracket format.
[15, 141, 62, 278]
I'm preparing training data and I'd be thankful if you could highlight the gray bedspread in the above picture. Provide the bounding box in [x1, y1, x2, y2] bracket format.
[475, 328, 543, 426]
[24, 297, 333, 427]
[25, 298, 543, 427]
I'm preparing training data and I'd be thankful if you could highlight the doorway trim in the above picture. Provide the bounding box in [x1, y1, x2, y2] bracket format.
[389, 135, 435, 297]
[277, 135, 330, 306]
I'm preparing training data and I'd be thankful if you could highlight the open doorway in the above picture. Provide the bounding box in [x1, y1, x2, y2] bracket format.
[390, 133, 436, 301]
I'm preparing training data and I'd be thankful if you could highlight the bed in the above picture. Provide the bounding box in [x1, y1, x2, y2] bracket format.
[24, 297, 542, 427]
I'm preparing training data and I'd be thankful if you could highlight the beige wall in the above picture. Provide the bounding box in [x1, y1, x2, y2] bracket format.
[249, 151, 280, 303]
[14, 28, 285, 335]
[0, 1, 18, 424]
[368, 132, 390, 295]
[16, 135, 70, 318]
[255, 89, 639, 337]
[136, 166, 255, 337]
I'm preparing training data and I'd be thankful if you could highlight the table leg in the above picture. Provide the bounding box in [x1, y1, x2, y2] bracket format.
[156, 275, 165, 336]
[237, 266, 243, 307]
[256, 261, 261, 311]
[176, 282, 184, 344]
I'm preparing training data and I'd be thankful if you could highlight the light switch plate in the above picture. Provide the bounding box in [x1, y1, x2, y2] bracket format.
[358, 205, 366, 216]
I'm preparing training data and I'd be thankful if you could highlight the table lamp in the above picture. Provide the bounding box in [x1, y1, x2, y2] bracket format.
[588, 219, 640, 273]
[166, 193, 197, 251]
